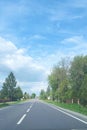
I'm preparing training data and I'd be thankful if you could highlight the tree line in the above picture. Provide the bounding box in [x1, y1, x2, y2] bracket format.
[40, 55, 87, 106]
[0, 72, 30, 101]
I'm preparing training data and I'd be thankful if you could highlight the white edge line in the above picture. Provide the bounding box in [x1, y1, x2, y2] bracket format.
[42, 102, 87, 125]
[49, 105, 87, 124]
[17, 114, 26, 125]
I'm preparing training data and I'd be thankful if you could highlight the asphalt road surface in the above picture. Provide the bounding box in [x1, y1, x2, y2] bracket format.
[0, 100, 87, 130]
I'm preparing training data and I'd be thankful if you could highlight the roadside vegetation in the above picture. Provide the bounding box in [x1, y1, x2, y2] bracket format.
[0, 72, 24, 101]
[45, 100, 87, 115]
[0, 103, 9, 108]
[0, 99, 28, 108]
[0, 72, 36, 108]
[0, 101, 20, 108]
[40, 55, 87, 114]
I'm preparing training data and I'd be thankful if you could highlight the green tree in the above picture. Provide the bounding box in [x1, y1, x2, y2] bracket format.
[48, 55, 87, 105]
[1, 72, 17, 101]
[70, 56, 85, 99]
[14, 86, 23, 100]
[80, 75, 87, 106]
[48, 70, 59, 100]
[48, 58, 70, 101]
[0, 90, 1, 98]
[58, 79, 70, 102]
[23, 92, 30, 100]
[70, 55, 87, 105]
[40, 89, 47, 100]
[31, 93, 36, 99]
[46, 86, 51, 97]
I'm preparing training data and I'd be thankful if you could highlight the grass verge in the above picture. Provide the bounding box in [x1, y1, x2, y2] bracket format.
[0, 103, 9, 108]
[45, 100, 87, 116]
[0, 100, 27, 108]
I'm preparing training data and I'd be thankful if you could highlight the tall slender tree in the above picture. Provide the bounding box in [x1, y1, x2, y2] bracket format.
[1, 72, 17, 101]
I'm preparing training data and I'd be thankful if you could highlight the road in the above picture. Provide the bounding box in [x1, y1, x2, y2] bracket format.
[0, 100, 87, 130]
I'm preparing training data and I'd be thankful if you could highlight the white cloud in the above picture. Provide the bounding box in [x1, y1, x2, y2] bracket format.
[18, 81, 47, 96]
[0, 37, 17, 53]
[61, 36, 84, 45]
[0, 37, 48, 95]
[1, 35, 87, 95]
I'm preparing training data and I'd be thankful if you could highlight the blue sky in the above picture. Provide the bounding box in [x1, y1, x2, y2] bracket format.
[0, 0, 87, 95]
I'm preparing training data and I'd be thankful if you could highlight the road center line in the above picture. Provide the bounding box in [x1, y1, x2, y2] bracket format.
[17, 114, 26, 125]
[30, 105, 32, 109]
[17, 103, 34, 125]
[27, 108, 30, 113]
[27, 104, 33, 112]
[48, 104, 87, 125]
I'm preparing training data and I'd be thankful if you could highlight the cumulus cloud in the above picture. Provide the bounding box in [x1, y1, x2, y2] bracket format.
[0, 37, 48, 94]
[18, 81, 48, 95]
[0, 37, 17, 53]
[1, 35, 87, 95]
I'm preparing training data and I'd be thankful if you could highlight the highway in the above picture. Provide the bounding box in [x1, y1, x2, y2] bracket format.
[0, 100, 87, 130]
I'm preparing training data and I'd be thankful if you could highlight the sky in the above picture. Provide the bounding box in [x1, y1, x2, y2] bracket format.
[0, 0, 87, 95]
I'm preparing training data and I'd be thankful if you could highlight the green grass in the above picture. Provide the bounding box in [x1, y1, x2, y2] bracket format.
[45, 100, 87, 116]
[0, 103, 10, 108]
[0, 100, 27, 108]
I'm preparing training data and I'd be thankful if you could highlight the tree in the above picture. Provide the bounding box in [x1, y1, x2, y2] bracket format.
[48, 55, 87, 106]
[1, 72, 17, 101]
[69, 55, 87, 105]
[46, 86, 51, 97]
[48, 70, 59, 100]
[70, 56, 85, 99]
[14, 86, 23, 100]
[40, 89, 47, 100]
[58, 79, 70, 102]
[48, 58, 70, 101]
[31, 93, 36, 99]
[23, 92, 30, 100]
[0, 90, 1, 98]
[80, 75, 87, 106]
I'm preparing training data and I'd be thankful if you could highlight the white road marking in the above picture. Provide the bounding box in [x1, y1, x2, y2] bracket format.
[17, 103, 34, 125]
[17, 114, 26, 125]
[31, 103, 33, 107]
[27, 104, 33, 112]
[47, 104, 87, 125]
[27, 108, 30, 113]
[40, 101, 87, 125]
[30, 105, 32, 109]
